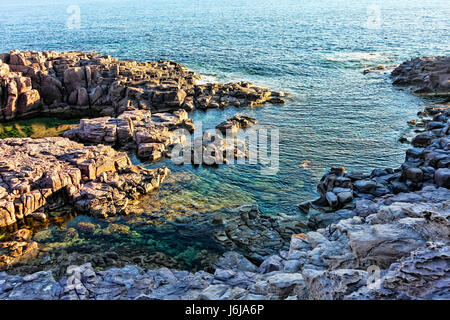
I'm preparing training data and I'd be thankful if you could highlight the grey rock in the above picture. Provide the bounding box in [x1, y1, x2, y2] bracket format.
[214, 269, 235, 281]
[355, 199, 377, 218]
[405, 167, 423, 183]
[306, 231, 329, 248]
[337, 191, 353, 204]
[391, 56, 450, 96]
[199, 284, 230, 300]
[214, 252, 258, 273]
[347, 223, 426, 268]
[6, 271, 62, 300]
[258, 255, 283, 274]
[325, 191, 339, 208]
[381, 242, 450, 299]
[434, 168, 450, 188]
[303, 268, 368, 300]
[283, 260, 303, 273]
[266, 272, 306, 298]
[308, 209, 355, 229]
[353, 179, 376, 192]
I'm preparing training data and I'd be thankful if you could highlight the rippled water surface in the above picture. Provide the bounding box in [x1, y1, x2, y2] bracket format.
[0, 0, 449, 271]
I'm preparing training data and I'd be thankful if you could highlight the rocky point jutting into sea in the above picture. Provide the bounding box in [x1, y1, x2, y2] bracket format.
[0, 52, 449, 300]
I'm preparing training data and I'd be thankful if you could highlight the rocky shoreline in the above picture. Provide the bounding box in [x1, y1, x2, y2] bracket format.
[0, 53, 449, 300]
[0, 50, 284, 230]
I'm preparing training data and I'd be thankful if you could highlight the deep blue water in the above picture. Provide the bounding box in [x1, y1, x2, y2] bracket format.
[0, 0, 449, 270]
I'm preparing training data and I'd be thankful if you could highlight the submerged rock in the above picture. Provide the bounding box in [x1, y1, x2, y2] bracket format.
[214, 205, 306, 263]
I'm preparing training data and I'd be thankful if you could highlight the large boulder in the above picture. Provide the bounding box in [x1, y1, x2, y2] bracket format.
[434, 168, 450, 188]
[380, 242, 450, 299]
[347, 223, 426, 268]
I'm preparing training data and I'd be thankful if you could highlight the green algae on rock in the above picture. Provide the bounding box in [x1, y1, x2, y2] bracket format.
[0, 117, 79, 139]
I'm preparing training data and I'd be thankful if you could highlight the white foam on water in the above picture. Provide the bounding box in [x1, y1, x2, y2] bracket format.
[325, 51, 393, 63]
[196, 74, 220, 85]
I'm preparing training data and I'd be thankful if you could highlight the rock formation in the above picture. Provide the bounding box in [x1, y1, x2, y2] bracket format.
[391, 56, 450, 96]
[0, 137, 169, 230]
[1, 50, 283, 167]
[63, 109, 193, 161]
[0, 50, 284, 228]
[0, 55, 449, 300]
[0, 50, 283, 121]
[0, 50, 285, 271]
[216, 114, 258, 135]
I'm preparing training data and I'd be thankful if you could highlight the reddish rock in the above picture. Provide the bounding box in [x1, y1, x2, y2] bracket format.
[216, 114, 258, 135]
[0, 50, 282, 226]
[16, 89, 41, 114]
[64, 109, 192, 160]
[11, 229, 33, 241]
[0, 137, 170, 227]
[0, 50, 279, 121]
[0, 240, 38, 269]
[137, 143, 165, 161]
[15, 76, 32, 94]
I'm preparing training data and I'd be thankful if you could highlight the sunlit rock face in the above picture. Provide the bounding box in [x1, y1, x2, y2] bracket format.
[0, 50, 283, 122]
[0, 137, 169, 230]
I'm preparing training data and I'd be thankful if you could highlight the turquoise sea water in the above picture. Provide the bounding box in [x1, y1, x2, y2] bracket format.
[0, 0, 449, 271]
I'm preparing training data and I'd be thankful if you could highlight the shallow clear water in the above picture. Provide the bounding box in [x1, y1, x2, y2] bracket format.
[0, 0, 449, 271]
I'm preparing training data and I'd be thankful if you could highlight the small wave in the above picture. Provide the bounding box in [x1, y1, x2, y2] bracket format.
[325, 51, 392, 63]
[196, 73, 220, 84]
